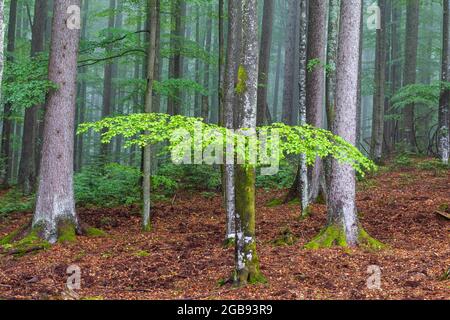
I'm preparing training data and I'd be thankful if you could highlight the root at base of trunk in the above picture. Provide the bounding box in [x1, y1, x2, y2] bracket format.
[0, 221, 107, 255]
[304, 224, 385, 251]
[233, 268, 267, 287]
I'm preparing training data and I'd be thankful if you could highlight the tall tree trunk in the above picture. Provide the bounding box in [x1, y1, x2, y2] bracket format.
[281, 0, 297, 125]
[272, 36, 282, 122]
[370, 0, 386, 163]
[33, 0, 82, 243]
[167, 0, 184, 116]
[298, 0, 309, 216]
[307, 0, 381, 249]
[0, 0, 17, 186]
[100, 0, 116, 162]
[402, 0, 419, 152]
[223, 0, 239, 242]
[0, 0, 4, 111]
[234, 0, 264, 286]
[306, 0, 327, 203]
[201, 5, 213, 122]
[439, 0, 450, 165]
[256, 0, 274, 126]
[18, 0, 48, 194]
[194, 6, 202, 117]
[142, 0, 158, 232]
[218, 0, 224, 125]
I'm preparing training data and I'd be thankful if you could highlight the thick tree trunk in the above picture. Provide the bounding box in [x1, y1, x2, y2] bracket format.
[370, 0, 386, 164]
[0, 0, 17, 186]
[194, 6, 202, 117]
[402, 0, 419, 152]
[234, 0, 264, 286]
[33, 0, 81, 243]
[439, 0, 450, 165]
[18, 0, 48, 194]
[281, 0, 297, 125]
[256, 0, 274, 126]
[272, 36, 282, 122]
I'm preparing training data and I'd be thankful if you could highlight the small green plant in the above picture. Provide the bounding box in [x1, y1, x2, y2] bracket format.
[0, 188, 34, 215]
[393, 153, 413, 168]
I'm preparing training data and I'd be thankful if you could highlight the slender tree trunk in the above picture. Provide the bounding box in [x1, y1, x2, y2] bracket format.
[100, 0, 116, 162]
[201, 5, 213, 122]
[223, 0, 239, 242]
[234, 0, 264, 286]
[281, 0, 297, 125]
[272, 36, 282, 122]
[0, 0, 17, 186]
[194, 6, 202, 117]
[256, 0, 274, 126]
[306, 0, 327, 203]
[142, 0, 158, 232]
[439, 0, 450, 165]
[33, 0, 81, 243]
[297, 0, 309, 216]
[0, 0, 4, 110]
[402, 0, 419, 152]
[18, 0, 47, 194]
[370, 0, 386, 163]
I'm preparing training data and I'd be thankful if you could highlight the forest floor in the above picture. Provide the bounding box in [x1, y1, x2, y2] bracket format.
[0, 161, 449, 300]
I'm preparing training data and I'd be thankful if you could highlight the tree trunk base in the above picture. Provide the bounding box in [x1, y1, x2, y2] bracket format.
[0, 221, 107, 255]
[233, 268, 267, 287]
[305, 224, 385, 250]
[222, 237, 235, 248]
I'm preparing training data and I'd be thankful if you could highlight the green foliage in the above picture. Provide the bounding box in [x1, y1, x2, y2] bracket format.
[78, 113, 375, 176]
[74, 163, 142, 207]
[255, 162, 296, 190]
[154, 78, 208, 98]
[2, 55, 56, 110]
[390, 82, 450, 111]
[0, 189, 34, 216]
[393, 153, 413, 168]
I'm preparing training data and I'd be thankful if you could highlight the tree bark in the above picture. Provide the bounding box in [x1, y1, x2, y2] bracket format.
[439, 0, 450, 165]
[142, 0, 158, 232]
[201, 4, 213, 122]
[0, 0, 4, 113]
[18, 0, 48, 194]
[402, 0, 420, 152]
[234, 0, 264, 286]
[370, 0, 386, 164]
[33, 0, 81, 243]
[1, 0, 17, 186]
[256, 0, 274, 126]
[281, 0, 297, 125]
[329, 0, 362, 245]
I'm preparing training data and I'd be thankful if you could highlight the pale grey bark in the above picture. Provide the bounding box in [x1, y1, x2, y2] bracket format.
[142, 0, 158, 231]
[234, 0, 261, 285]
[223, 0, 239, 240]
[33, 0, 81, 242]
[328, 0, 362, 246]
[370, 0, 386, 164]
[298, 0, 309, 216]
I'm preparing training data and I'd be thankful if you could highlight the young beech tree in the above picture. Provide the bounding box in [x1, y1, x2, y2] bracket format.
[306, 0, 383, 249]
[223, 0, 240, 242]
[32, 0, 82, 243]
[233, 0, 265, 286]
[142, 0, 158, 232]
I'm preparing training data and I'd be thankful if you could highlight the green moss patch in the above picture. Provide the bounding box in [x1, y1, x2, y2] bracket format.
[84, 227, 107, 238]
[305, 224, 347, 249]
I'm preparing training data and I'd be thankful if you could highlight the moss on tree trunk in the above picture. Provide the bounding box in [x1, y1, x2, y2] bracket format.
[234, 164, 266, 286]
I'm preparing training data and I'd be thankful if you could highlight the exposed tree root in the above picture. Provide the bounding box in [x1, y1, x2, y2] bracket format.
[305, 224, 385, 250]
[0, 221, 107, 255]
